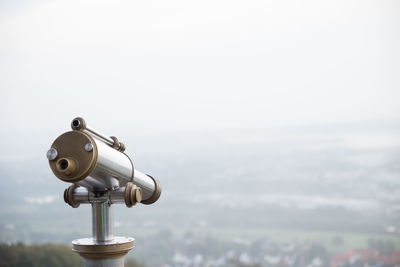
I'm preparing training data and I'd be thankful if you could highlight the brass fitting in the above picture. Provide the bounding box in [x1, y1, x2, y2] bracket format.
[71, 117, 86, 131]
[124, 183, 142, 207]
[64, 185, 80, 208]
[110, 136, 126, 152]
[56, 158, 77, 176]
[48, 131, 98, 183]
[141, 175, 162, 205]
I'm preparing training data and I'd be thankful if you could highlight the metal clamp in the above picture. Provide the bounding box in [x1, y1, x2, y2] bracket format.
[64, 183, 142, 208]
[71, 117, 126, 152]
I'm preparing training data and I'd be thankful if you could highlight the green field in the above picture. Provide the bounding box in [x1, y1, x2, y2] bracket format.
[153, 227, 400, 253]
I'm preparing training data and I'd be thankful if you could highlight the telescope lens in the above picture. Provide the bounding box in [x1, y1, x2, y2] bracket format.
[59, 159, 69, 170]
[55, 158, 77, 176]
[72, 119, 80, 127]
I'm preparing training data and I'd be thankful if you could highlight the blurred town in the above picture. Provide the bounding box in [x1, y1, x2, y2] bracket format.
[1, 122, 400, 267]
[140, 233, 400, 267]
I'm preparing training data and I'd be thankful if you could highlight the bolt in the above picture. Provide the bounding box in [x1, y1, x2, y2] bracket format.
[46, 148, 58, 161]
[84, 142, 93, 152]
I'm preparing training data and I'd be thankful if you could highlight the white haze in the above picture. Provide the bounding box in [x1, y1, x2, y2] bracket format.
[0, 1, 400, 248]
[0, 1, 399, 145]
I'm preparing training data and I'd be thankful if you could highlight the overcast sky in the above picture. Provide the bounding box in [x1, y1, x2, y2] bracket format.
[0, 0, 399, 155]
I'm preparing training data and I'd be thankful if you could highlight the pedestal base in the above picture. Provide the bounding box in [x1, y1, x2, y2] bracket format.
[72, 236, 134, 267]
[81, 257, 126, 267]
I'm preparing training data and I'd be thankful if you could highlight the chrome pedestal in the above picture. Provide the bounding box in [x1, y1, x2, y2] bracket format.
[72, 202, 134, 267]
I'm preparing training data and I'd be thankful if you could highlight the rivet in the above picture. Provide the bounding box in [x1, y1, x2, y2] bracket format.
[85, 143, 93, 152]
[46, 148, 58, 161]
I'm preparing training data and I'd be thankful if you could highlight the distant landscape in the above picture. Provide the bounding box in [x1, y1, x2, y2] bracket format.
[1, 121, 400, 266]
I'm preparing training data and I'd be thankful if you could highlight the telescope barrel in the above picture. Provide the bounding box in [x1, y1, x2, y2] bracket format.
[47, 117, 161, 205]
[132, 170, 160, 203]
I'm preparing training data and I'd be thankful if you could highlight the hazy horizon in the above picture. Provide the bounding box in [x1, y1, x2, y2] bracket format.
[1, 1, 400, 266]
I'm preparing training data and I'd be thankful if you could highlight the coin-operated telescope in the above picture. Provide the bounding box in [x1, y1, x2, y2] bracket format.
[46, 117, 161, 267]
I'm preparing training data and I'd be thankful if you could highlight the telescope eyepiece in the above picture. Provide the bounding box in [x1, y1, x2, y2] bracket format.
[71, 117, 86, 130]
[56, 158, 77, 175]
[59, 159, 68, 170]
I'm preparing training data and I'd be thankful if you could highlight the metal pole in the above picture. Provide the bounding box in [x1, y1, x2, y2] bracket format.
[76, 202, 130, 267]
[92, 202, 114, 242]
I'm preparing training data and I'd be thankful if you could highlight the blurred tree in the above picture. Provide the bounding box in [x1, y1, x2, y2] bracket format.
[0, 243, 144, 267]
[0, 243, 81, 267]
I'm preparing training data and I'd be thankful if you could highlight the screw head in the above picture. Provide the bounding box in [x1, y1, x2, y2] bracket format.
[84, 142, 93, 152]
[46, 148, 58, 161]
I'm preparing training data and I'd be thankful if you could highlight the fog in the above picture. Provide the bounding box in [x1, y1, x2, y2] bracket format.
[1, 1, 400, 266]
[1, 0, 399, 138]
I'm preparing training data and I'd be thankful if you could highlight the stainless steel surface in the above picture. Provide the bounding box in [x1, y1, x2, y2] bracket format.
[92, 202, 113, 242]
[72, 236, 134, 245]
[85, 142, 93, 152]
[46, 148, 58, 160]
[71, 187, 126, 205]
[72, 186, 90, 203]
[108, 188, 127, 204]
[82, 257, 125, 267]
[85, 126, 114, 147]
[75, 136, 134, 191]
[94, 137, 132, 184]
[133, 170, 156, 201]
[76, 176, 110, 190]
